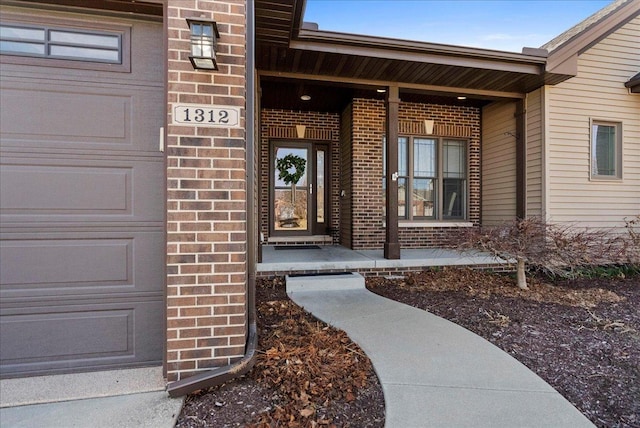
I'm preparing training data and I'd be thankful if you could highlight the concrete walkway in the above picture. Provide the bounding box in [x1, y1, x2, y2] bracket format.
[0, 367, 183, 428]
[287, 273, 595, 428]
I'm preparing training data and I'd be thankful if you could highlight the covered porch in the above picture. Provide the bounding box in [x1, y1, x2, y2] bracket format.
[252, 0, 573, 265]
[258, 245, 508, 277]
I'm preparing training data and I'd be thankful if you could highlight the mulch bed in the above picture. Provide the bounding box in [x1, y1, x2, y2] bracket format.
[177, 268, 639, 428]
[176, 276, 385, 428]
[368, 268, 639, 428]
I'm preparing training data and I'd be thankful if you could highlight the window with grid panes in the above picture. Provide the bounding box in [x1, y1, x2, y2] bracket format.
[384, 136, 467, 220]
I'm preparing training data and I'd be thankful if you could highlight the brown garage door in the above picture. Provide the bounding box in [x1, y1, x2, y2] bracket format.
[0, 6, 165, 377]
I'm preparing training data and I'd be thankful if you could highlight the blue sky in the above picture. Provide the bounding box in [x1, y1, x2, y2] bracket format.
[304, 0, 613, 52]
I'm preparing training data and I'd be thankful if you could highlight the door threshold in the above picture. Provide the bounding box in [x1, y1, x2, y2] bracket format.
[267, 235, 332, 245]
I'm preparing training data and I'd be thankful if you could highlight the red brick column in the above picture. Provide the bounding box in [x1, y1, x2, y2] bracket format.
[166, 0, 247, 382]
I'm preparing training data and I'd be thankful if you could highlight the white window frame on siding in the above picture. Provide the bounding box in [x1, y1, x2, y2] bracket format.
[590, 119, 623, 180]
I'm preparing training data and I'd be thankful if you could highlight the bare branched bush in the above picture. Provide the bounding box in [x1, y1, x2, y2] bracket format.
[453, 217, 628, 290]
[624, 214, 640, 265]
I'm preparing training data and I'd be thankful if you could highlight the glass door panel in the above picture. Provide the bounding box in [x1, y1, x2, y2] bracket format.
[316, 149, 325, 225]
[274, 146, 309, 232]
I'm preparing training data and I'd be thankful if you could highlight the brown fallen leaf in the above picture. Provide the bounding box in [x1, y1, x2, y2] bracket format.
[300, 407, 315, 418]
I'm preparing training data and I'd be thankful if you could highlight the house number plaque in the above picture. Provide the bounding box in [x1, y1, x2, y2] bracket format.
[173, 104, 240, 127]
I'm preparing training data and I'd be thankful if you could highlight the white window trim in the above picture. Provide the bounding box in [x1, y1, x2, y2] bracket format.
[589, 118, 623, 181]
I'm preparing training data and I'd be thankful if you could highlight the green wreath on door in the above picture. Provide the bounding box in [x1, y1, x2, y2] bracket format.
[276, 154, 306, 204]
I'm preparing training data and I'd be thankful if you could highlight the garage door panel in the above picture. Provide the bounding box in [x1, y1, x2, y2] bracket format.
[1, 239, 130, 288]
[1, 165, 129, 212]
[0, 157, 163, 223]
[1, 310, 131, 361]
[1, 88, 128, 141]
[0, 299, 164, 377]
[0, 232, 164, 297]
[0, 80, 164, 153]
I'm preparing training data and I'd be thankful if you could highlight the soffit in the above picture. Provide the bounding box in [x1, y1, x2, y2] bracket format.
[259, 77, 490, 113]
[257, 42, 554, 95]
[254, 0, 570, 98]
[255, 0, 303, 46]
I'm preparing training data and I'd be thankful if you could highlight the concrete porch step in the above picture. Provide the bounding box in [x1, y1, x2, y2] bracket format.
[286, 272, 365, 293]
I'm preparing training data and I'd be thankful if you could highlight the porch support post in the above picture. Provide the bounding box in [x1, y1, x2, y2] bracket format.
[515, 99, 526, 219]
[384, 85, 401, 259]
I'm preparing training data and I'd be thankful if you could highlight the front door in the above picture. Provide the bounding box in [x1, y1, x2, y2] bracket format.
[271, 141, 329, 236]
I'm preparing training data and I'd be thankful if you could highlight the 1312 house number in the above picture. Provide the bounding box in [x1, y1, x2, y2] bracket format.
[173, 104, 240, 127]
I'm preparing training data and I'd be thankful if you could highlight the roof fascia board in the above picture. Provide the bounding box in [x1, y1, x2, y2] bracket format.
[298, 29, 548, 62]
[547, 54, 579, 77]
[547, 1, 640, 74]
[625, 72, 640, 91]
[290, 39, 542, 75]
[292, 30, 546, 75]
[258, 70, 526, 99]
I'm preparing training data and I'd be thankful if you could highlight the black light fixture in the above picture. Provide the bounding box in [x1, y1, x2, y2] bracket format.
[186, 18, 220, 70]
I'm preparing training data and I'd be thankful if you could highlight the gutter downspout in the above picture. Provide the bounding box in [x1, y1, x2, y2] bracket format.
[167, 0, 258, 397]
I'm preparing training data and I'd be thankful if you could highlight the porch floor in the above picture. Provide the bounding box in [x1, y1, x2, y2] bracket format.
[258, 245, 508, 275]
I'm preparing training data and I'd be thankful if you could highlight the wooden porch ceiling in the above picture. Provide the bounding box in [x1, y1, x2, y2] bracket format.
[259, 78, 490, 113]
[255, 0, 573, 112]
[257, 39, 550, 95]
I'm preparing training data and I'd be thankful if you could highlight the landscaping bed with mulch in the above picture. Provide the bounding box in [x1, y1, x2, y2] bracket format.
[176, 276, 385, 428]
[177, 268, 639, 428]
[369, 268, 639, 428]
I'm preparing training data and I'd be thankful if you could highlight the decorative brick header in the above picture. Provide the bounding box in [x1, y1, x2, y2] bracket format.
[399, 121, 473, 138]
[267, 125, 334, 140]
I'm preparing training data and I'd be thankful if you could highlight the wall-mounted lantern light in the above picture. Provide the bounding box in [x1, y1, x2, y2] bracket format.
[186, 18, 220, 70]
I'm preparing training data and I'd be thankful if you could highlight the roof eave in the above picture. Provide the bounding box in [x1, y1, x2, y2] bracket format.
[546, 0, 640, 75]
[293, 29, 548, 76]
[625, 73, 640, 93]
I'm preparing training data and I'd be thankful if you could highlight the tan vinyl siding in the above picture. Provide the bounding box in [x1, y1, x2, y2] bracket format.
[481, 100, 517, 225]
[546, 16, 640, 228]
[526, 88, 545, 218]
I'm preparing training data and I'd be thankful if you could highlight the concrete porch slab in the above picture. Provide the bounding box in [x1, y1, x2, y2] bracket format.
[259, 245, 507, 274]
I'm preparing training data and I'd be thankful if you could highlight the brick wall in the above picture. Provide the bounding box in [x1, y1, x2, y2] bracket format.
[350, 99, 481, 249]
[259, 109, 340, 242]
[351, 99, 387, 248]
[166, 0, 247, 382]
[257, 100, 480, 251]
